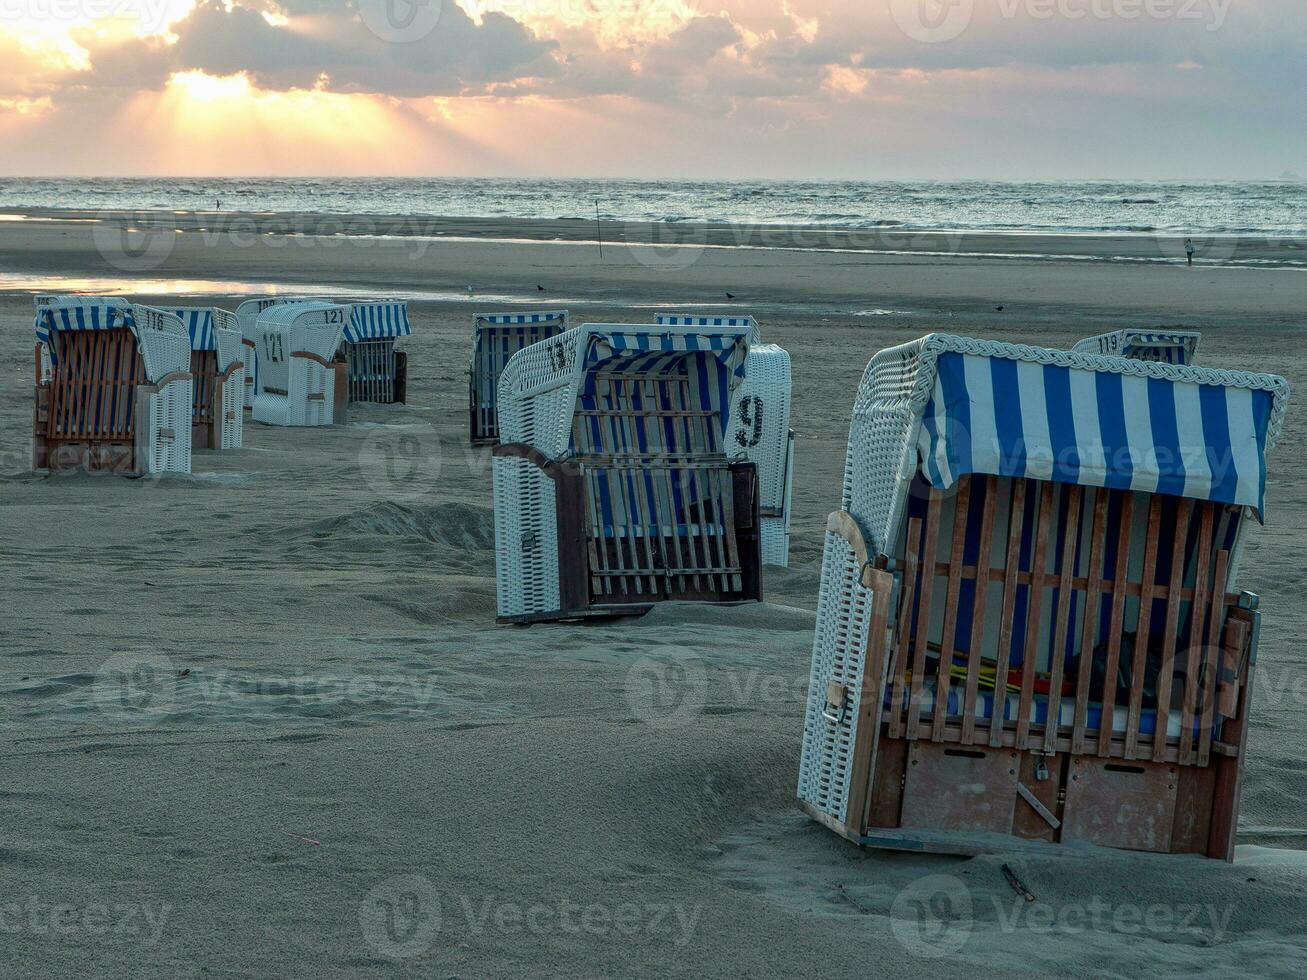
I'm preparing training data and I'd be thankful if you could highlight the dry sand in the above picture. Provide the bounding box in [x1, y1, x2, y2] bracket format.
[1, 214, 1306, 977]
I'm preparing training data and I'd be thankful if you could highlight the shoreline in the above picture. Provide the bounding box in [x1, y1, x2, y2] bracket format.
[2, 208, 1306, 268]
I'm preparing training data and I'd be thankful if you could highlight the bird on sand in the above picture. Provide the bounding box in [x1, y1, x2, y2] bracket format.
[537, 284, 546, 291]
[726, 292, 735, 300]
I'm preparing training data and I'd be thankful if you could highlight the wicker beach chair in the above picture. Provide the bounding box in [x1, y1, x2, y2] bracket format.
[169, 307, 245, 449]
[469, 310, 568, 444]
[250, 302, 351, 427]
[656, 314, 795, 567]
[492, 323, 763, 623]
[797, 333, 1289, 860]
[33, 299, 193, 475]
[1073, 329, 1201, 365]
[339, 301, 411, 404]
[235, 296, 320, 409]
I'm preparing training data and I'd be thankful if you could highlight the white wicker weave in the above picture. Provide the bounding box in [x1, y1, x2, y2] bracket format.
[251, 303, 350, 427]
[236, 296, 321, 409]
[492, 453, 562, 620]
[796, 526, 879, 825]
[214, 322, 245, 449]
[132, 306, 194, 475]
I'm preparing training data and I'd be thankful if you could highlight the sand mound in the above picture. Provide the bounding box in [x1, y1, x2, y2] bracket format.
[299, 501, 495, 551]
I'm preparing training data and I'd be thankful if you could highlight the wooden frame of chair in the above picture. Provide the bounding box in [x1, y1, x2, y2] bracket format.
[33, 330, 192, 475]
[802, 473, 1258, 860]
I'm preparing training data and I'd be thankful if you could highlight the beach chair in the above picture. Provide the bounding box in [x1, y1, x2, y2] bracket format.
[338, 301, 411, 404]
[469, 310, 568, 444]
[250, 303, 351, 427]
[33, 300, 193, 475]
[797, 333, 1289, 860]
[656, 314, 795, 567]
[236, 296, 320, 409]
[492, 323, 763, 623]
[1073, 329, 1201, 365]
[169, 307, 245, 449]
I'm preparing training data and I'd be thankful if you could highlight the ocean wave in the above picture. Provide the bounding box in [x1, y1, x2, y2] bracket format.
[1, 178, 1305, 238]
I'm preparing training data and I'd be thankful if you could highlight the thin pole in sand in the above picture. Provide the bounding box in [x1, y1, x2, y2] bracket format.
[595, 200, 604, 259]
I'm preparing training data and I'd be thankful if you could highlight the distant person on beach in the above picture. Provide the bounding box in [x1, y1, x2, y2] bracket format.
[1185, 238, 1195, 266]
[216, 198, 221, 211]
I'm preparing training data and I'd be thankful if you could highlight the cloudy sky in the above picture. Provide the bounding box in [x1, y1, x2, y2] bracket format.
[0, 0, 1302, 176]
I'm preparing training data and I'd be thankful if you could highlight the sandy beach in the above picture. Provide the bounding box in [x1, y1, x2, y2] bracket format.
[2, 214, 1306, 977]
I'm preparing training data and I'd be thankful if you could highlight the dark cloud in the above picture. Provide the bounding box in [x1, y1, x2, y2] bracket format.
[46, 0, 1307, 108]
[73, 0, 558, 97]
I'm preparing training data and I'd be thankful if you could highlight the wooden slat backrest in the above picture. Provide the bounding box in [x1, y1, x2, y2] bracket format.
[346, 339, 397, 404]
[47, 328, 145, 441]
[571, 364, 742, 604]
[883, 474, 1246, 768]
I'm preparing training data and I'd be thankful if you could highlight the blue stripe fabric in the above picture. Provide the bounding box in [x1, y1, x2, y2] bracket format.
[36, 303, 135, 361]
[655, 315, 757, 329]
[915, 350, 1276, 515]
[168, 309, 216, 351]
[344, 302, 412, 343]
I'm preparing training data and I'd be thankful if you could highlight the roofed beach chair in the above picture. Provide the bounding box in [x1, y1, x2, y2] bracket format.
[657, 314, 795, 567]
[1073, 329, 1201, 366]
[169, 307, 245, 449]
[33, 299, 193, 475]
[469, 310, 568, 444]
[797, 333, 1288, 860]
[250, 302, 351, 427]
[339, 301, 411, 404]
[236, 296, 320, 409]
[492, 323, 763, 623]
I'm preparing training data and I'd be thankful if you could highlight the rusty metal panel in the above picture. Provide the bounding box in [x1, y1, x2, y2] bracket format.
[900, 743, 1020, 835]
[1062, 757, 1179, 852]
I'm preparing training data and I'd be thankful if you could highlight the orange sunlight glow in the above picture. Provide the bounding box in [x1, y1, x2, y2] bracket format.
[145, 71, 430, 173]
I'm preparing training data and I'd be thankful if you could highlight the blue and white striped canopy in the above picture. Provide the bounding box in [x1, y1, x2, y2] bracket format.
[655, 314, 758, 330]
[917, 344, 1285, 516]
[577, 329, 749, 441]
[569, 328, 749, 470]
[584, 330, 748, 378]
[35, 302, 132, 347]
[478, 310, 567, 326]
[167, 308, 220, 351]
[1072, 329, 1201, 366]
[344, 302, 412, 343]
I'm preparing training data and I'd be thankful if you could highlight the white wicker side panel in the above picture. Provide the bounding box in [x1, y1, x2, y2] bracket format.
[734, 345, 793, 510]
[146, 378, 193, 474]
[760, 518, 790, 568]
[843, 344, 927, 557]
[220, 367, 244, 448]
[735, 345, 793, 567]
[40, 345, 52, 383]
[252, 390, 290, 426]
[302, 360, 334, 427]
[497, 327, 585, 456]
[797, 529, 878, 825]
[493, 455, 560, 619]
